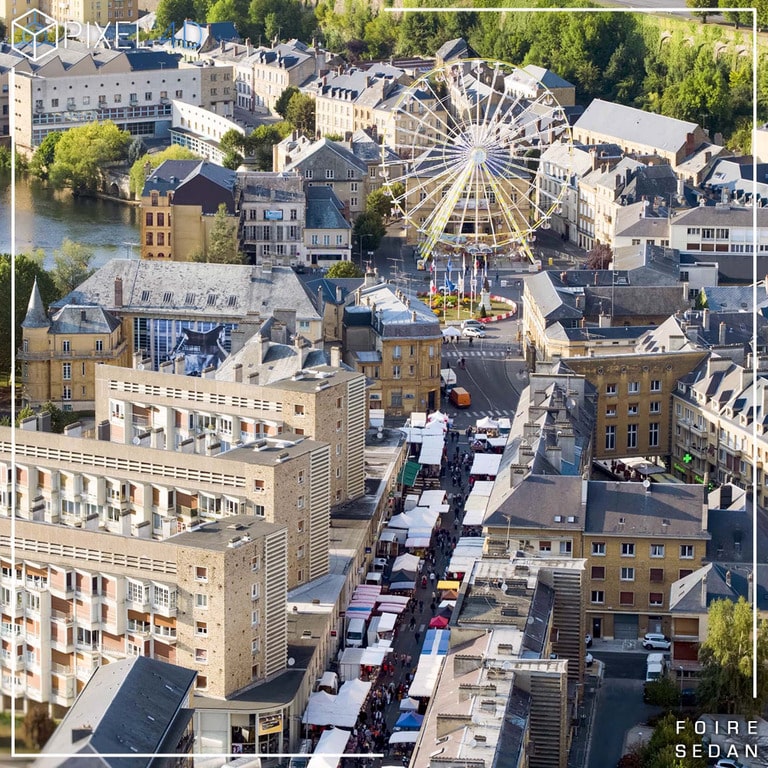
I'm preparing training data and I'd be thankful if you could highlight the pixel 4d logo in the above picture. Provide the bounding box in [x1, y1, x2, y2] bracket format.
[11, 10, 60, 62]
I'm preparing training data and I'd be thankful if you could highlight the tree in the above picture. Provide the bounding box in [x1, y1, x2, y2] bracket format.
[49, 121, 131, 195]
[365, 188, 395, 221]
[23, 705, 56, 750]
[29, 131, 63, 179]
[0, 253, 58, 378]
[274, 86, 300, 119]
[643, 677, 681, 708]
[285, 92, 316, 137]
[128, 145, 200, 198]
[222, 151, 244, 170]
[155, 0, 198, 35]
[127, 137, 148, 165]
[51, 240, 96, 297]
[244, 122, 293, 171]
[586, 243, 612, 270]
[325, 261, 363, 278]
[207, 0, 248, 25]
[352, 211, 386, 253]
[686, 0, 719, 22]
[643, 714, 706, 768]
[204, 203, 243, 263]
[697, 596, 768, 715]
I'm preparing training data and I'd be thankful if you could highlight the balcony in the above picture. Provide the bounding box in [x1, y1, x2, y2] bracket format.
[152, 625, 177, 643]
[0, 623, 22, 639]
[50, 677, 76, 706]
[0, 651, 25, 672]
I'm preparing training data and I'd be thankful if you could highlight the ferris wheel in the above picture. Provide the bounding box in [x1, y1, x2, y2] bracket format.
[382, 58, 574, 262]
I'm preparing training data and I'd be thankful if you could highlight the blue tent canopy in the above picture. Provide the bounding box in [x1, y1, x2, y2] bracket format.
[395, 711, 424, 730]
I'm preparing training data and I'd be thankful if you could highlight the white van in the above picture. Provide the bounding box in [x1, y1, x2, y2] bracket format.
[645, 652, 668, 682]
[345, 617, 366, 648]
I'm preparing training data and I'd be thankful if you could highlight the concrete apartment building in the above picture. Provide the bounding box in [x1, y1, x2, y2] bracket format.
[3, 0, 138, 30]
[238, 172, 306, 266]
[20, 282, 130, 410]
[343, 277, 442, 415]
[56, 260, 323, 372]
[672, 356, 768, 505]
[139, 160, 237, 261]
[0, 513, 287, 711]
[169, 100, 244, 164]
[0, 424, 328, 589]
[94, 359, 366, 506]
[11, 46, 214, 153]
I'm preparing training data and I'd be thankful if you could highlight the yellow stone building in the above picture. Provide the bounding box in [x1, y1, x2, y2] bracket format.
[19, 280, 130, 410]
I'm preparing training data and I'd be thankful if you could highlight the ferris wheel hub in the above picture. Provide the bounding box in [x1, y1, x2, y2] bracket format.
[469, 147, 487, 165]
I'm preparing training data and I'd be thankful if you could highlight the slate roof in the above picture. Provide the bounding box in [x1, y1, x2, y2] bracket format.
[304, 277, 364, 308]
[305, 186, 349, 230]
[49, 305, 121, 335]
[21, 279, 49, 329]
[673, 204, 768, 228]
[55, 260, 321, 323]
[284, 137, 368, 175]
[575, 98, 700, 154]
[669, 562, 768, 613]
[141, 160, 201, 196]
[701, 284, 768, 312]
[37, 656, 195, 768]
[344, 284, 440, 339]
[585, 284, 688, 319]
[519, 64, 574, 91]
[434, 38, 475, 62]
[525, 272, 583, 322]
[584, 481, 708, 539]
[124, 50, 181, 71]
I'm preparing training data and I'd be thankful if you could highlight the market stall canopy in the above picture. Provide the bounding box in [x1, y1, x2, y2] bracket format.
[404, 495, 420, 511]
[419, 490, 446, 507]
[442, 326, 461, 338]
[389, 732, 420, 744]
[392, 553, 420, 572]
[398, 697, 420, 711]
[405, 535, 432, 549]
[400, 427, 423, 444]
[307, 727, 352, 768]
[428, 410, 449, 423]
[409, 656, 445, 698]
[377, 613, 397, 633]
[470, 453, 502, 476]
[422, 419, 445, 435]
[418, 435, 444, 465]
[487, 436, 507, 448]
[437, 580, 460, 590]
[303, 679, 372, 728]
[472, 480, 495, 496]
[476, 416, 500, 430]
[462, 495, 489, 527]
[395, 712, 424, 729]
[429, 615, 450, 629]
[396, 460, 421, 487]
[498, 417, 512, 432]
[409, 412, 427, 428]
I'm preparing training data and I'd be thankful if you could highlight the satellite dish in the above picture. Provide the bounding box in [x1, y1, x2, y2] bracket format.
[287, 657, 295, 667]
[643, 479, 652, 490]
[132, 436, 141, 445]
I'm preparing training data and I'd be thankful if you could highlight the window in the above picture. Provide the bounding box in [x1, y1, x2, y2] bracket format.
[627, 404, 638, 416]
[251, 583, 260, 600]
[680, 545, 694, 559]
[628, 381, 640, 394]
[62, 363, 71, 380]
[627, 424, 637, 449]
[305, 169, 313, 179]
[251, 556, 260, 572]
[195, 566, 208, 582]
[297, 545, 305, 559]
[297, 496, 304, 509]
[297, 520, 304, 533]
[294, 405, 305, 416]
[144, 92, 152, 100]
[196, 676, 208, 689]
[591, 566, 605, 580]
[392, 345, 402, 359]
[252, 639, 260, 653]
[592, 542, 605, 556]
[393, 365, 401, 379]
[325, 169, 333, 179]
[650, 568, 664, 582]
[620, 567, 635, 581]
[62, 340, 71, 353]
[195, 593, 208, 609]
[195, 648, 208, 663]
[96, 339, 103, 352]
[559, 540, 572, 555]
[62, 386, 72, 401]
[591, 590, 605, 604]
[649, 423, 659, 448]
[606, 407, 616, 417]
[606, 383, 617, 395]
[619, 591, 634, 606]
[650, 380, 661, 392]
[251, 610, 260, 627]
[679, 569, 693, 579]
[649, 592, 664, 607]
[621, 542, 635, 557]
[539, 541, 551, 553]
[650, 401, 661, 414]
[196, 622, 208, 635]
[605, 425, 615, 451]
[650, 544, 665, 558]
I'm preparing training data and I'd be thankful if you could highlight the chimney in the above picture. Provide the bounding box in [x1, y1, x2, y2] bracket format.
[114, 277, 123, 308]
[701, 498, 708, 532]
[174, 355, 185, 376]
[233, 363, 243, 383]
[701, 308, 710, 331]
[510, 466, 526, 488]
[64, 422, 82, 439]
[598, 313, 611, 328]
[560, 271, 567, 284]
[701, 573, 708, 606]
[336, 285, 343, 303]
[72, 728, 93, 743]
[330, 345, 341, 367]
[725, 569, 732, 588]
[411, 310, 417, 322]
[748, 572, 754, 604]
[581, 478, 589, 506]
[719, 322, 727, 345]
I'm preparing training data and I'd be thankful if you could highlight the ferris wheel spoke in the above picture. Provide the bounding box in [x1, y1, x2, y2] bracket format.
[482, 167, 529, 241]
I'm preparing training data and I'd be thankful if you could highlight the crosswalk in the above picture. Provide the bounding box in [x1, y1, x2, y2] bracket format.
[454, 409, 516, 419]
[442, 348, 508, 359]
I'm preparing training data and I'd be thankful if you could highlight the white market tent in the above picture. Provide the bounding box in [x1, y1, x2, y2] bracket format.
[422, 419, 445, 435]
[476, 416, 500, 430]
[389, 732, 420, 744]
[400, 428, 423, 444]
[392, 553, 420, 572]
[442, 327, 461, 339]
[306, 728, 352, 768]
[418, 435, 444, 465]
[405, 535, 432, 548]
[303, 680, 374, 728]
[377, 612, 397, 633]
[404, 494, 420, 511]
[461, 495, 489, 527]
[472, 480, 495, 496]
[428, 410, 449, 423]
[419, 490, 446, 507]
[409, 629, 450, 698]
[488, 436, 507, 448]
[399, 697, 419, 711]
[470, 453, 502, 476]
[409, 412, 428, 428]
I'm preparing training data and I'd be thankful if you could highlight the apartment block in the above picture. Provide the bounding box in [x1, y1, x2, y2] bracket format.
[93, 361, 366, 506]
[3, 0, 138, 29]
[672, 356, 768, 507]
[343, 278, 441, 415]
[237, 172, 306, 266]
[0, 425, 327, 590]
[20, 281, 130, 410]
[0, 513, 287, 711]
[11, 45, 209, 153]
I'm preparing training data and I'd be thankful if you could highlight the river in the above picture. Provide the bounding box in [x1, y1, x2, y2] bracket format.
[0, 173, 140, 270]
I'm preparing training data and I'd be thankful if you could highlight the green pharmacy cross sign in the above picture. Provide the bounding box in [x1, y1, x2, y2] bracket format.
[683, 453, 693, 464]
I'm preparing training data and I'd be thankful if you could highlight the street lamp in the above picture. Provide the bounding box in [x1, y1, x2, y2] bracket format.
[358, 234, 374, 269]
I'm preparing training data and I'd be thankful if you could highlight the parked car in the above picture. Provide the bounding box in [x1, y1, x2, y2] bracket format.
[461, 319, 484, 330]
[715, 760, 747, 768]
[462, 326, 486, 338]
[642, 633, 671, 650]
